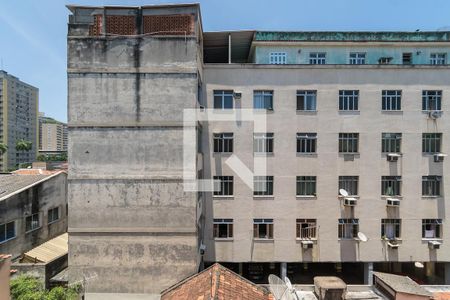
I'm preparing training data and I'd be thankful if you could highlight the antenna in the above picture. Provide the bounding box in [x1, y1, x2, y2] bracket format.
[357, 232, 368, 242]
[268, 274, 291, 300]
[415, 262, 424, 268]
[339, 189, 349, 197]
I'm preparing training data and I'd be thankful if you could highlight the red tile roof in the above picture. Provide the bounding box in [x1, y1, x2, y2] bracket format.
[434, 292, 450, 300]
[161, 263, 273, 300]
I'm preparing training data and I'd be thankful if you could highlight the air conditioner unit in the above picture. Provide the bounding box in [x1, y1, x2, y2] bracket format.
[301, 241, 314, 249]
[434, 153, 447, 162]
[233, 91, 242, 99]
[387, 241, 399, 249]
[428, 240, 442, 250]
[344, 198, 357, 206]
[387, 198, 400, 207]
[387, 153, 401, 162]
[428, 110, 443, 119]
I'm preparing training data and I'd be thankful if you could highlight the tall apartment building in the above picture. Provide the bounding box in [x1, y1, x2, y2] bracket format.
[67, 3, 450, 296]
[39, 114, 68, 152]
[0, 71, 38, 171]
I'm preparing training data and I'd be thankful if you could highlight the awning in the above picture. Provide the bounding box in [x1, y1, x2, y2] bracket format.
[21, 233, 68, 264]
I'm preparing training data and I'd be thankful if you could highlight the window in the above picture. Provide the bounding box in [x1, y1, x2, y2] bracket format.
[25, 213, 40, 232]
[339, 90, 359, 111]
[297, 133, 317, 153]
[382, 90, 402, 111]
[296, 219, 317, 239]
[338, 219, 359, 239]
[213, 176, 234, 196]
[382, 133, 402, 153]
[381, 219, 401, 240]
[253, 219, 274, 239]
[381, 176, 401, 196]
[214, 133, 233, 153]
[422, 176, 441, 196]
[254, 133, 274, 153]
[48, 207, 59, 224]
[339, 133, 359, 153]
[270, 52, 287, 65]
[402, 53, 412, 64]
[253, 91, 273, 110]
[422, 219, 442, 238]
[213, 219, 233, 239]
[254, 176, 274, 196]
[339, 176, 358, 196]
[422, 133, 441, 153]
[309, 52, 326, 64]
[297, 90, 317, 111]
[430, 53, 446, 65]
[422, 90, 442, 111]
[0, 221, 16, 243]
[213, 90, 233, 109]
[296, 176, 317, 196]
[349, 52, 366, 64]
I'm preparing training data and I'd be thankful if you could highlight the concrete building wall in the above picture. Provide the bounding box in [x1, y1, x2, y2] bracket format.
[202, 65, 450, 264]
[0, 71, 38, 171]
[0, 173, 68, 258]
[67, 5, 202, 295]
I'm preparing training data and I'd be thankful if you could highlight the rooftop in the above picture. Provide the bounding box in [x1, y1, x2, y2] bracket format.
[373, 272, 432, 298]
[0, 171, 63, 201]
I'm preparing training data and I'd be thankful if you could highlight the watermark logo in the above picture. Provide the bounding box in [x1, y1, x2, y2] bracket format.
[183, 108, 268, 193]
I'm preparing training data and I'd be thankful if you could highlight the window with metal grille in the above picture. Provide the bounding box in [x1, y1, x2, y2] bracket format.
[213, 176, 234, 196]
[381, 176, 401, 196]
[339, 133, 359, 153]
[339, 176, 358, 196]
[422, 90, 442, 111]
[402, 53, 412, 64]
[339, 90, 359, 111]
[213, 90, 234, 109]
[297, 90, 317, 111]
[214, 133, 233, 153]
[0, 221, 15, 243]
[422, 176, 441, 196]
[382, 90, 402, 111]
[381, 219, 401, 239]
[430, 53, 446, 65]
[254, 176, 274, 196]
[254, 133, 274, 153]
[309, 52, 326, 64]
[422, 219, 442, 238]
[270, 52, 287, 64]
[48, 207, 59, 224]
[253, 219, 274, 239]
[349, 52, 366, 64]
[297, 133, 317, 153]
[213, 219, 233, 239]
[25, 213, 40, 232]
[338, 219, 359, 239]
[296, 176, 316, 196]
[382, 133, 402, 153]
[422, 133, 441, 153]
[253, 91, 273, 110]
[296, 219, 317, 239]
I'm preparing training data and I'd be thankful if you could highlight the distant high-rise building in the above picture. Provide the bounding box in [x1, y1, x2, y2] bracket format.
[39, 114, 68, 152]
[0, 71, 38, 171]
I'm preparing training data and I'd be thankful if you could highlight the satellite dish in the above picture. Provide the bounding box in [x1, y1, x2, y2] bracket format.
[284, 277, 300, 300]
[415, 262, 424, 268]
[268, 274, 289, 300]
[357, 232, 368, 242]
[284, 276, 293, 290]
[339, 189, 349, 197]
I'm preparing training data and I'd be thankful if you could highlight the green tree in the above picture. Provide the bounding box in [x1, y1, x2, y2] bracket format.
[10, 275, 80, 300]
[0, 143, 8, 156]
[16, 139, 32, 152]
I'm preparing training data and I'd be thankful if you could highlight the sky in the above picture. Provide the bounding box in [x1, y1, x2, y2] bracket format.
[1, 0, 450, 123]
